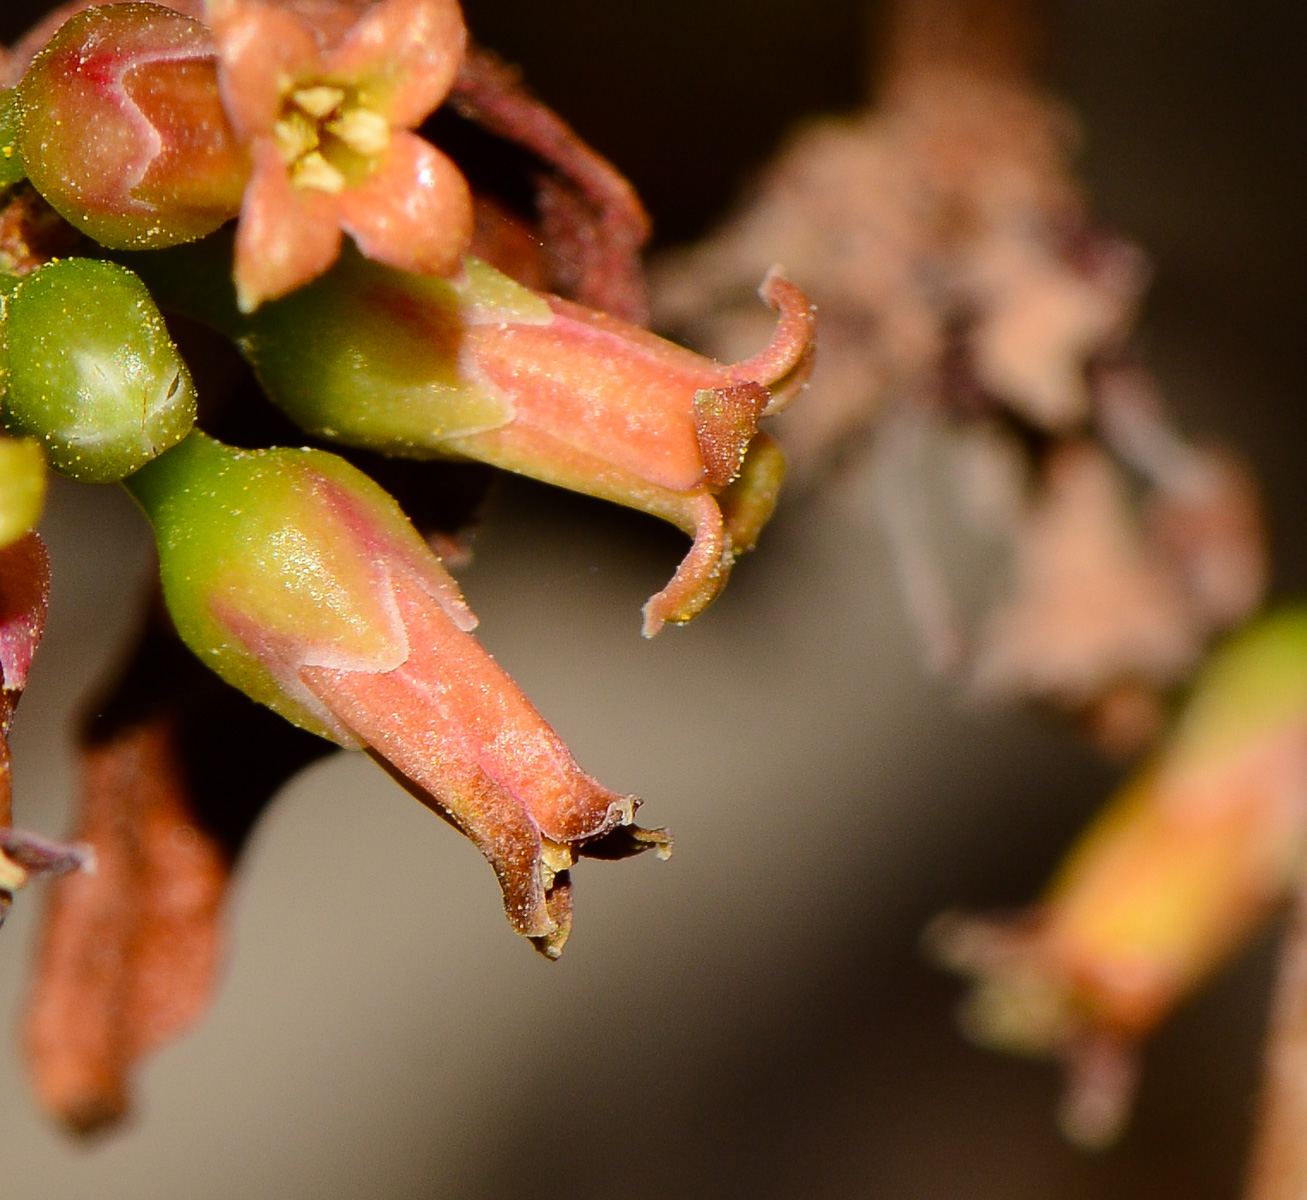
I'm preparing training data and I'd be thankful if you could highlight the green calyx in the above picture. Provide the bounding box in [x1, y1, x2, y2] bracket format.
[125, 237, 533, 455]
[1, 258, 196, 482]
[126, 432, 441, 741]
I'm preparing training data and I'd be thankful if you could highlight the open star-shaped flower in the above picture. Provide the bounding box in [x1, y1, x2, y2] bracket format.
[205, 0, 473, 310]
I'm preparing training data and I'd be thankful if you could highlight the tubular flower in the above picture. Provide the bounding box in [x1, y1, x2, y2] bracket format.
[204, 0, 473, 310]
[126, 432, 667, 957]
[931, 608, 1307, 1147]
[130, 243, 816, 634]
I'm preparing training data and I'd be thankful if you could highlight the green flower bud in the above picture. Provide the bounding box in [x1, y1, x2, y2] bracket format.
[124, 430, 467, 741]
[2, 258, 196, 481]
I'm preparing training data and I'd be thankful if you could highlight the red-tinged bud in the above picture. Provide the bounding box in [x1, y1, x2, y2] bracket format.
[126, 432, 668, 955]
[930, 608, 1307, 1146]
[0, 531, 90, 924]
[17, 3, 247, 248]
[129, 243, 815, 634]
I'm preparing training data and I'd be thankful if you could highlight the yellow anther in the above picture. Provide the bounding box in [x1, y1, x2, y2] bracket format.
[327, 108, 390, 158]
[273, 112, 319, 164]
[292, 151, 347, 194]
[292, 85, 346, 119]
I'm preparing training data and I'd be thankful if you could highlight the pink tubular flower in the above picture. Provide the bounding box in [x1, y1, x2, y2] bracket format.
[130, 247, 817, 635]
[448, 268, 816, 635]
[127, 432, 667, 957]
[204, 0, 474, 310]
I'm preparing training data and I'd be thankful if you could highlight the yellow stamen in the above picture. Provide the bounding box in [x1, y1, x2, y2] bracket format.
[292, 85, 346, 120]
[327, 108, 391, 158]
[292, 151, 347, 194]
[273, 112, 319, 164]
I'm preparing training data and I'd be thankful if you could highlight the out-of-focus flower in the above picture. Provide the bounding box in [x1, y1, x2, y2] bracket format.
[131, 242, 815, 634]
[651, 27, 1265, 745]
[968, 441, 1200, 750]
[204, 0, 473, 310]
[127, 432, 668, 956]
[25, 595, 331, 1132]
[930, 608, 1307, 1146]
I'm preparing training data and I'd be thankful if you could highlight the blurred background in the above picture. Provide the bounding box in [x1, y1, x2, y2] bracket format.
[0, 0, 1304, 1196]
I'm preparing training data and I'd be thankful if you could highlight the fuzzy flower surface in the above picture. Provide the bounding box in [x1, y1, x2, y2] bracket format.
[127, 432, 666, 956]
[204, 0, 473, 310]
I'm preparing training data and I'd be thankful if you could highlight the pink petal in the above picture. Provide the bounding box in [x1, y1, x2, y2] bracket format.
[234, 138, 343, 310]
[205, 0, 321, 140]
[337, 133, 471, 276]
[328, 0, 465, 127]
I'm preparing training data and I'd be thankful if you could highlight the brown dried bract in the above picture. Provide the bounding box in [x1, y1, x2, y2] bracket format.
[25, 598, 329, 1132]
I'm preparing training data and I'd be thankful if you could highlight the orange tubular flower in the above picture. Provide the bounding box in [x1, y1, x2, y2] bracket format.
[126, 432, 668, 957]
[204, 0, 473, 310]
[127, 245, 816, 636]
[931, 609, 1307, 1146]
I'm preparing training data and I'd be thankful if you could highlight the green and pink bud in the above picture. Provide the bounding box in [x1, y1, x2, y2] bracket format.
[136, 246, 814, 634]
[931, 608, 1307, 1146]
[16, 3, 247, 248]
[126, 432, 667, 955]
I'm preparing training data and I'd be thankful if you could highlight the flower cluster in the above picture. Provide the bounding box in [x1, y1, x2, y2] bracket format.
[0, 0, 813, 1131]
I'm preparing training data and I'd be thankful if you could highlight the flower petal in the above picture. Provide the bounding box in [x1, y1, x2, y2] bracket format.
[329, 0, 465, 127]
[641, 492, 732, 637]
[205, 0, 321, 140]
[233, 138, 342, 310]
[337, 133, 471, 276]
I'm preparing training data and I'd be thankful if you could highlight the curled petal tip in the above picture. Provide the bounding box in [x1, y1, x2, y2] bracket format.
[733, 268, 817, 415]
[1057, 1035, 1139, 1150]
[640, 496, 732, 637]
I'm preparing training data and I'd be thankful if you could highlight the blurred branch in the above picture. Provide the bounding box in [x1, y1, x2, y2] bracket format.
[877, 0, 1042, 94]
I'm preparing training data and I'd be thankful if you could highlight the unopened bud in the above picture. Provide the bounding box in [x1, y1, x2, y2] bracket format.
[0, 91, 26, 187]
[2, 258, 196, 481]
[17, 3, 247, 249]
